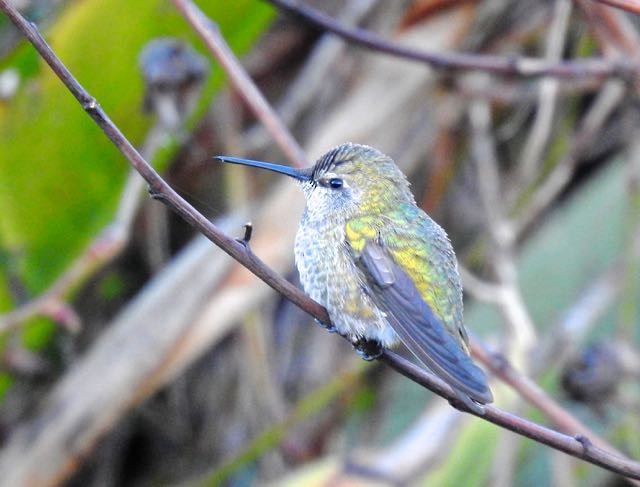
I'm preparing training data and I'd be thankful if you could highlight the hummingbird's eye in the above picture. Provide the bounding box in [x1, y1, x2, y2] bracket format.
[329, 178, 343, 189]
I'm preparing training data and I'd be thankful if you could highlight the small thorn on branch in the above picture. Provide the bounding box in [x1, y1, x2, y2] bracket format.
[82, 97, 98, 111]
[575, 434, 594, 453]
[236, 222, 253, 248]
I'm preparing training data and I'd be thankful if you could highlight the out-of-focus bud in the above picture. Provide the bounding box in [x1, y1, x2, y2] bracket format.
[139, 38, 208, 129]
[561, 343, 621, 404]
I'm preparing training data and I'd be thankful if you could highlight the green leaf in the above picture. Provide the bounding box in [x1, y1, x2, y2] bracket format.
[0, 1, 274, 383]
[0, 0, 274, 293]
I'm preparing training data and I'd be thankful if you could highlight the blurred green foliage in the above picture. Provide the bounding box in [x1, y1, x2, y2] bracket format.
[0, 0, 273, 392]
[0, 0, 273, 294]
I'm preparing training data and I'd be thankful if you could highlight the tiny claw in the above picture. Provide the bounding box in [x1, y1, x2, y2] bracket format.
[353, 339, 383, 361]
[448, 392, 486, 415]
[314, 318, 336, 333]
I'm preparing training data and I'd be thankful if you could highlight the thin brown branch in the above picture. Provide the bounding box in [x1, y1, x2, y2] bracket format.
[381, 352, 640, 479]
[464, 264, 631, 483]
[265, 0, 635, 80]
[171, 0, 308, 168]
[2, 0, 640, 481]
[471, 342, 640, 486]
[0, 3, 322, 323]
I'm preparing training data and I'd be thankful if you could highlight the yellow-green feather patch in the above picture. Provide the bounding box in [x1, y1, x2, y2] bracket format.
[345, 217, 378, 253]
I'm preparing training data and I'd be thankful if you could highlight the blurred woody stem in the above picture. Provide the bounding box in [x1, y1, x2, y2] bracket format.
[0, 125, 171, 335]
[171, 0, 308, 167]
[591, 0, 640, 15]
[265, 0, 637, 80]
[0, 0, 308, 333]
[2, 0, 640, 481]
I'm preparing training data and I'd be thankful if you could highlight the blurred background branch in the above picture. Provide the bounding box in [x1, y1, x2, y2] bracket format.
[590, 0, 640, 17]
[266, 0, 638, 78]
[3, 2, 640, 483]
[0, 0, 639, 486]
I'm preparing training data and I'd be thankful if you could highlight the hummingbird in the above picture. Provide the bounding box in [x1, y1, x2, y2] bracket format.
[216, 143, 493, 413]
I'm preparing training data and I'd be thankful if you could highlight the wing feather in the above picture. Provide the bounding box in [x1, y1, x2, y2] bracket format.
[360, 241, 493, 408]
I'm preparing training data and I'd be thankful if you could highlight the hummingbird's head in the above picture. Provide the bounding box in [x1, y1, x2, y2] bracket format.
[299, 143, 415, 221]
[215, 143, 415, 222]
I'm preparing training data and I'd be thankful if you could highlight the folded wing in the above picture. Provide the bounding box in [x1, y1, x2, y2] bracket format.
[359, 241, 493, 411]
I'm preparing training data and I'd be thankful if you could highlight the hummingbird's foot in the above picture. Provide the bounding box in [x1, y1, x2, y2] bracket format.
[448, 391, 486, 415]
[353, 339, 383, 361]
[148, 186, 166, 201]
[314, 318, 337, 333]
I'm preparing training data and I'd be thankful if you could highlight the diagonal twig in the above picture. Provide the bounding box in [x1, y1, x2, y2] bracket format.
[2, 0, 640, 481]
[265, 0, 636, 80]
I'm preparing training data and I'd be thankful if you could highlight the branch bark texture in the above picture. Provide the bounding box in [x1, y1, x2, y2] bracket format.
[1, 0, 639, 483]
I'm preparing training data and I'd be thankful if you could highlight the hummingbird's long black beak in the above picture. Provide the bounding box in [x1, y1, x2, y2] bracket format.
[214, 156, 310, 181]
